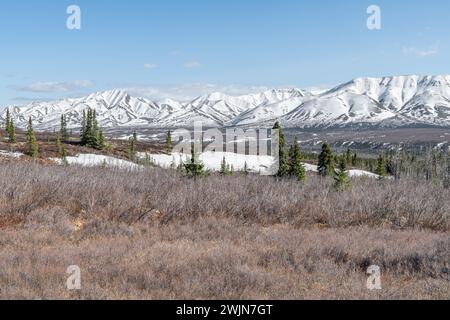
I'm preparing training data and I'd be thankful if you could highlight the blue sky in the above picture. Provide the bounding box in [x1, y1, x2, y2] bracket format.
[0, 0, 449, 105]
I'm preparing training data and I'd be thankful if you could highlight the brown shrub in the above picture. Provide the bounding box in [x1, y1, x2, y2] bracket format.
[0, 163, 448, 231]
[0, 163, 448, 299]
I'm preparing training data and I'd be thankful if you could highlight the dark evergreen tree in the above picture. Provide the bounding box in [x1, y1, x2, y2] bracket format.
[165, 130, 173, 154]
[317, 143, 334, 177]
[82, 108, 93, 146]
[375, 154, 387, 177]
[346, 148, 352, 165]
[220, 156, 232, 176]
[273, 121, 289, 177]
[184, 146, 206, 178]
[60, 114, 69, 142]
[56, 135, 63, 155]
[128, 131, 137, 160]
[80, 110, 86, 142]
[97, 129, 105, 150]
[80, 108, 105, 150]
[289, 140, 306, 182]
[351, 152, 358, 166]
[334, 157, 350, 191]
[26, 117, 39, 158]
[5, 109, 16, 144]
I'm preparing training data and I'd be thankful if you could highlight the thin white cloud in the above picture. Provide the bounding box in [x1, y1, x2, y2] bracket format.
[12, 80, 95, 93]
[402, 43, 439, 57]
[11, 97, 51, 102]
[144, 63, 158, 69]
[184, 61, 202, 69]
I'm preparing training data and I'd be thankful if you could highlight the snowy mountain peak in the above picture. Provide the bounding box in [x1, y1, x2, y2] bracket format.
[2, 75, 450, 130]
[86, 89, 131, 105]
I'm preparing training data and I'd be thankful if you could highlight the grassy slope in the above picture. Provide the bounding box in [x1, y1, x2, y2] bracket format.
[0, 163, 448, 299]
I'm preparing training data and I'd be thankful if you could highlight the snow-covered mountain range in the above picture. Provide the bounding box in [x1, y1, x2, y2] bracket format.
[3, 75, 450, 130]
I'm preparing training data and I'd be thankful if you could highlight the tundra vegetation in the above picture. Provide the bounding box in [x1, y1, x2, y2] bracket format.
[0, 117, 448, 299]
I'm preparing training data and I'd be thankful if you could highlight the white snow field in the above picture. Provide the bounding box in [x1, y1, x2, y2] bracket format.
[140, 151, 276, 175]
[50, 154, 142, 170]
[45, 151, 382, 178]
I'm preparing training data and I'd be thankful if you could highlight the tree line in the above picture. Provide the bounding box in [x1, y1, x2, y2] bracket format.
[2, 110, 449, 188]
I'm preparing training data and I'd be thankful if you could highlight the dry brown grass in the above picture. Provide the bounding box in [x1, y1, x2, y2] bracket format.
[0, 163, 448, 300]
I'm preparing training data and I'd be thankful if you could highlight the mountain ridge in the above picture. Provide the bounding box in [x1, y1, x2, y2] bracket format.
[2, 75, 450, 130]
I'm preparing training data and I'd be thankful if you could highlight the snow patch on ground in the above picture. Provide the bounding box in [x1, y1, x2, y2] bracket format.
[435, 141, 448, 150]
[0, 150, 24, 158]
[142, 152, 381, 178]
[117, 134, 159, 141]
[50, 154, 142, 170]
[139, 151, 276, 174]
[348, 169, 380, 178]
[44, 150, 382, 178]
[301, 163, 380, 178]
[303, 163, 318, 173]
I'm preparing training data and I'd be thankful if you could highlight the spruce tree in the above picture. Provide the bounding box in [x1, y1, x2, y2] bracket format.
[61, 146, 69, 166]
[86, 109, 95, 147]
[60, 114, 69, 142]
[5, 108, 11, 131]
[184, 146, 205, 178]
[96, 129, 105, 150]
[56, 135, 63, 155]
[289, 140, 306, 182]
[351, 152, 358, 166]
[128, 131, 137, 160]
[375, 154, 387, 177]
[26, 117, 39, 158]
[4, 108, 9, 128]
[165, 130, 173, 154]
[80, 110, 86, 142]
[5, 109, 16, 144]
[334, 157, 350, 191]
[346, 148, 352, 165]
[273, 121, 289, 177]
[80, 108, 105, 150]
[81, 108, 93, 146]
[220, 156, 232, 176]
[318, 143, 334, 177]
